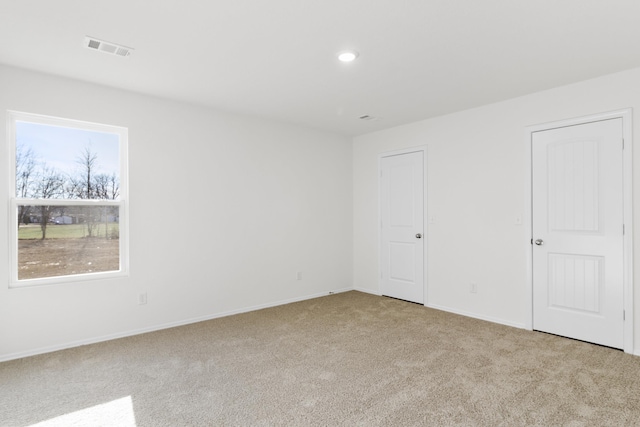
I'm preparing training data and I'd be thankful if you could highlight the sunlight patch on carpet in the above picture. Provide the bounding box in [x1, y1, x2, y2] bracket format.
[29, 396, 136, 427]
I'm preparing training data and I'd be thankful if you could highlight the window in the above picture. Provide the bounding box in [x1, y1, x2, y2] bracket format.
[8, 111, 128, 286]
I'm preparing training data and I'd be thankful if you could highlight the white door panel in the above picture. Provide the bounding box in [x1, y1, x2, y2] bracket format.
[532, 118, 623, 348]
[380, 151, 424, 304]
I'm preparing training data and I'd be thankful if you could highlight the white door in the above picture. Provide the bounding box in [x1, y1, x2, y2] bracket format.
[380, 151, 424, 304]
[532, 118, 624, 349]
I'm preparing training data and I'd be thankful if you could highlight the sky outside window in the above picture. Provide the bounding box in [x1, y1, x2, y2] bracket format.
[16, 121, 120, 182]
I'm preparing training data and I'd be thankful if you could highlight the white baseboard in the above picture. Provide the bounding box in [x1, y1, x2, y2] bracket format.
[328, 287, 355, 295]
[353, 287, 382, 296]
[354, 291, 524, 330]
[429, 303, 640, 357]
[427, 303, 526, 330]
[0, 288, 353, 363]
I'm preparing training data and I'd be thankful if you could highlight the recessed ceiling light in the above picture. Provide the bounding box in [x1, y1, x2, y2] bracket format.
[337, 50, 359, 62]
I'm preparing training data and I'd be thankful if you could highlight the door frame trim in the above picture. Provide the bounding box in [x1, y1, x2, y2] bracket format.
[378, 146, 428, 305]
[524, 109, 633, 353]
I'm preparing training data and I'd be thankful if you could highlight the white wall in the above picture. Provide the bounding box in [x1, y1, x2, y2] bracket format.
[5, 62, 640, 362]
[353, 66, 640, 350]
[0, 64, 353, 361]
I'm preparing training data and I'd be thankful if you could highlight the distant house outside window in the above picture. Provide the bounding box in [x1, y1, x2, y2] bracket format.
[8, 111, 128, 286]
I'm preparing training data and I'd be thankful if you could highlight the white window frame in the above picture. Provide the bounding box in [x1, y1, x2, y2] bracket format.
[7, 111, 129, 287]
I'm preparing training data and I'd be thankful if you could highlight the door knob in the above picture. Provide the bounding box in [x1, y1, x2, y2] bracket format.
[534, 239, 544, 245]
[416, 233, 422, 239]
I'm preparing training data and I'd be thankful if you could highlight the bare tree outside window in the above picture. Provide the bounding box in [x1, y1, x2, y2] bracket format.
[16, 146, 36, 226]
[33, 164, 65, 239]
[68, 146, 103, 237]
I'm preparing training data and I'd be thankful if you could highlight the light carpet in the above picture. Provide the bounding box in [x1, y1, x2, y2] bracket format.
[2, 291, 640, 426]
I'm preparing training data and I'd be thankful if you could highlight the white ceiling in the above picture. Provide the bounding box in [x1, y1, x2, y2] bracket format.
[2, 1, 640, 136]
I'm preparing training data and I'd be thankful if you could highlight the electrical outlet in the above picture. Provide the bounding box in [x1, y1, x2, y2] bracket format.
[296, 271, 302, 281]
[470, 283, 477, 294]
[139, 292, 147, 305]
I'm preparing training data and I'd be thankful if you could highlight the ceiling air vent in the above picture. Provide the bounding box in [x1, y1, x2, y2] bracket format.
[84, 36, 133, 57]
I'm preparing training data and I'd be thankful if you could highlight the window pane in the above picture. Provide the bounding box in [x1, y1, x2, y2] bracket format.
[16, 121, 120, 200]
[17, 205, 120, 280]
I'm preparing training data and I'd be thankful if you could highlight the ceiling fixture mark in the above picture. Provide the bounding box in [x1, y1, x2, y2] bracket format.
[84, 36, 133, 57]
[359, 115, 380, 121]
[101, 44, 117, 54]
